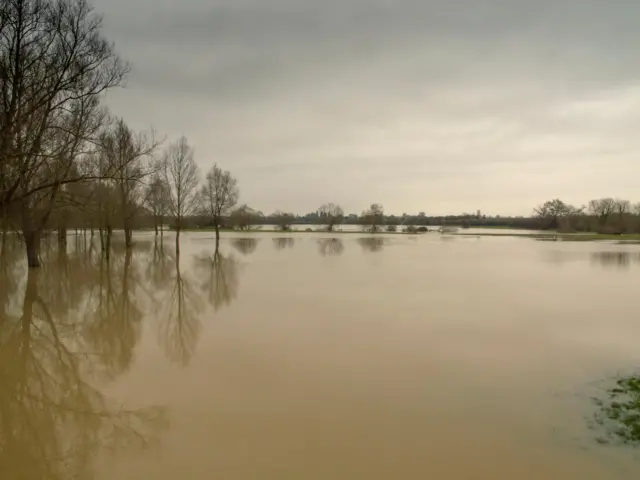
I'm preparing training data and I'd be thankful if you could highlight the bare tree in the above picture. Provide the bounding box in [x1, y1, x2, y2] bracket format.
[92, 152, 120, 259]
[613, 198, 632, 233]
[588, 198, 617, 227]
[318, 203, 344, 231]
[199, 164, 239, 246]
[0, 0, 128, 267]
[361, 203, 384, 232]
[144, 165, 170, 238]
[229, 204, 261, 231]
[557, 204, 585, 232]
[100, 119, 159, 247]
[616, 199, 631, 214]
[273, 211, 295, 231]
[163, 137, 200, 251]
[534, 199, 571, 230]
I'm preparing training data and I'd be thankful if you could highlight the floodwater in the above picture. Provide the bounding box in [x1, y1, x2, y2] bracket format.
[1, 232, 640, 479]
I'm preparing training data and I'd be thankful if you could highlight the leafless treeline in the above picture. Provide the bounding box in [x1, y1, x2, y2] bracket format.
[534, 198, 640, 233]
[0, 0, 239, 267]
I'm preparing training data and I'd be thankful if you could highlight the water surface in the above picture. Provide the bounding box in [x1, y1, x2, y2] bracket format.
[1, 232, 640, 479]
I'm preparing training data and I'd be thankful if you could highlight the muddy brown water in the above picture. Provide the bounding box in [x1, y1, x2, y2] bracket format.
[2, 232, 640, 479]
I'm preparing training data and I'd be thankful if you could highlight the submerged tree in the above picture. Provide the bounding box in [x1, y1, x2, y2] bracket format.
[317, 203, 344, 232]
[361, 204, 385, 232]
[100, 118, 159, 248]
[163, 137, 200, 251]
[199, 164, 239, 246]
[0, 0, 129, 267]
[273, 211, 295, 231]
[229, 205, 261, 231]
[144, 165, 171, 238]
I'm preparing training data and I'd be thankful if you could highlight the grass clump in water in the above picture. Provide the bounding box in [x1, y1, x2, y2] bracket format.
[591, 376, 640, 446]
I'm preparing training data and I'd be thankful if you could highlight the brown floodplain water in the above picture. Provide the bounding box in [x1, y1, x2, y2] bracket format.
[2, 231, 640, 479]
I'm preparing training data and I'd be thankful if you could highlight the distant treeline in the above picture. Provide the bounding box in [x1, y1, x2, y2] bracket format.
[178, 197, 640, 234]
[180, 210, 542, 230]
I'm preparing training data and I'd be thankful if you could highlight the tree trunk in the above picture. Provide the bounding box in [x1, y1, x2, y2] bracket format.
[0, 212, 7, 250]
[24, 230, 41, 268]
[175, 226, 181, 254]
[57, 227, 67, 247]
[58, 238, 68, 263]
[0, 220, 7, 253]
[215, 223, 220, 249]
[22, 269, 39, 355]
[125, 227, 133, 248]
[124, 247, 132, 276]
[105, 226, 112, 260]
[124, 217, 133, 248]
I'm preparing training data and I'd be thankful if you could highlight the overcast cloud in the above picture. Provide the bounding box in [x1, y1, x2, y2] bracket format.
[94, 0, 640, 215]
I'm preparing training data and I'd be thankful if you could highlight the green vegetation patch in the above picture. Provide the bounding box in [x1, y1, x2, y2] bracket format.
[591, 376, 640, 446]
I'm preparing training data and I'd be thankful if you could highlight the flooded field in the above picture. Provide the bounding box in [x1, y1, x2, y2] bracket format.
[2, 232, 640, 479]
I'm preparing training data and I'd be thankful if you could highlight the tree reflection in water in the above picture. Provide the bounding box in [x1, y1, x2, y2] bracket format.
[194, 248, 240, 311]
[0, 237, 24, 320]
[157, 250, 204, 367]
[357, 237, 385, 253]
[0, 243, 167, 480]
[148, 242, 242, 366]
[231, 238, 259, 256]
[83, 244, 147, 379]
[273, 237, 295, 250]
[317, 238, 344, 256]
[590, 251, 640, 269]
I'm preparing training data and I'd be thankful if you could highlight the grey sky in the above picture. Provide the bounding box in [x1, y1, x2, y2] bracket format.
[95, 0, 640, 215]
